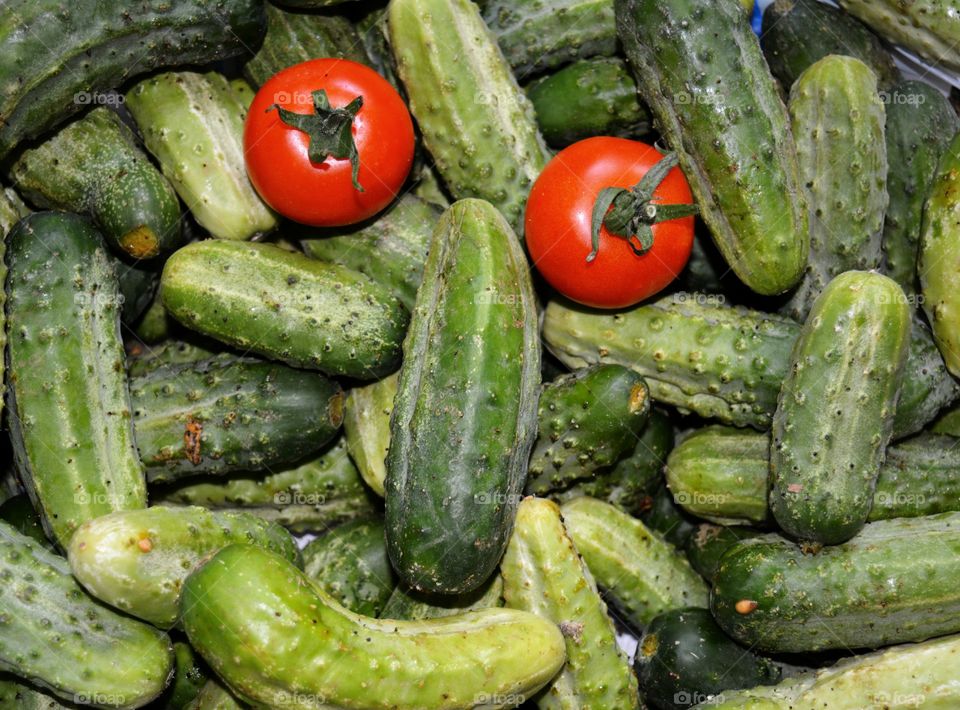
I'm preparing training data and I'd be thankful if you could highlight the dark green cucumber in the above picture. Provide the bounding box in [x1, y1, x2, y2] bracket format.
[712, 513, 960, 652]
[761, 0, 900, 92]
[893, 316, 959, 438]
[302, 518, 396, 618]
[343, 373, 398, 497]
[134, 289, 175, 344]
[116, 258, 160, 325]
[161, 240, 408, 379]
[0, 0, 264, 160]
[0, 495, 49, 549]
[932, 404, 960, 436]
[379, 575, 504, 621]
[0, 675, 72, 709]
[637, 608, 783, 710]
[0, 187, 29, 425]
[685, 524, 765, 584]
[301, 194, 440, 311]
[385, 199, 540, 595]
[616, 0, 809, 296]
[10, 107, 181, 259]
[0, 521, 172, 707]
[125, 339, 223, 379]
[526, 57, 650, 147]
[641, 484, 699, 549]
[160, 641, 209, 710]
[184, 680, 245, 710]
[130, 355, 343, 482]
[6, 212, 146, 547]
[526, 365, 650, 495]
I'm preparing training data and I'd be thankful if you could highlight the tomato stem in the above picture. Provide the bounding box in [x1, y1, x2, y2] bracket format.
[587, 152, 698, 263]
[268, 89, 365, 192]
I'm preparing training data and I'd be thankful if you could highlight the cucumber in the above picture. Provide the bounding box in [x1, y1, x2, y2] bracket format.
[0, 521, 172, 707]
[616, 0, 809, 296]
[134, 290, 174, 344]
[526, 365, 650, 495]
[6, 212, 146, 547]
[712, 513, 960, 652]
[68, 505, 300, 628]
[526, 57, 650, 147]
[160, 641, 209, 710]
[932, 404, 960, 436]
[0, 187, 29, 426]
[126, 72, 277, 241]
[893, 316, 960, 438]
[161, 240, 408, 379]
[641, 484, 700, 549]
[560, 497, 708, 629]
[685, 524, 764, 584]
[780, 57, 888, 322]
[481, 0, 617, 76]
[302, 518, 396, 618]
[0, 0, 264, 160]
[0, 675, 72, 709]
[761, 0, 900, 92]
[130, 355, 343, 482]
[380, 575, 504, 621]
[301, 194, 440, 310]
[884, 81, 959, 295]
[388, 0, 550, 230]
[343, 373, 397, 497]
[385, 200, 540, 595]
[357, 8, 403, 95]
[637, 608, 783, 710]
[117, 258, 161, 325]
[181, 544, 566, 710]
[9, 107, 181, 259]
[0, 495, 50, 549]
[501, 497, 641, 709]
[184, 681, 245, 710]
[125, 339, 223, 379]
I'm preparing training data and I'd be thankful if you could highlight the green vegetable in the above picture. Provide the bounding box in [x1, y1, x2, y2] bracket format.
[184, 680, 245, 710]
[685, 524, 765, 583]
[160, 641, 209, 710]
[641, 484, 699, 549]
[343, 373, 397, 497]
[380, 575, 504, 621]
[0, 674, 72, 709]
[116, 258, 161, 325]
[125, 338, 222, 379]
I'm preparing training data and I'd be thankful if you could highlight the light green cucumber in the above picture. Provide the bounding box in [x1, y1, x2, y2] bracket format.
[380, 575, 504, 621]
[343, 373, 397, 497]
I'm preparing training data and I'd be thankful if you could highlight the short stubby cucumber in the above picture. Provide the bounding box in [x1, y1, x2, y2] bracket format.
[161, 240, 408, 379]
[385, 199, 540, 595]
[780, 57, 888, 322]
[616, 0, 809, 296]
[181, 544, 566, 710]
[6, 212, 146, 547]
[9, 107, 181, 259]
[685, 524, 765, 583]
[380, 575, 504, 621]
[560, 497, 708, 629]
[130, 354, 343, 482]
[389, 0, 550, 230]
[526, 365, 650, 496]
[501, 497, 641, 710]
[342, 373, 398, 497]
[712, 513, 960, 652]
[302, 518, 396, 618]
[126, 72, 276, 241]
[0, 521, 172, 707]
[884, 80, 959, 295]
[68, 505, 301, 628]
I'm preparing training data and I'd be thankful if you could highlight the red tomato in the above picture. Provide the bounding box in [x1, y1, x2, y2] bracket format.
[525, 137, 695, 309]
[244, 59, 415, 227]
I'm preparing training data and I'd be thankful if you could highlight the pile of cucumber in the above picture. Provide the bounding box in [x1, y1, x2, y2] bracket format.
[0, 0, 959, 708]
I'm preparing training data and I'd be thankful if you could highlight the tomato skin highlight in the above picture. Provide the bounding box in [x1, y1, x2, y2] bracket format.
[524, 137, 695, 309]
[244, 59, 415, 227]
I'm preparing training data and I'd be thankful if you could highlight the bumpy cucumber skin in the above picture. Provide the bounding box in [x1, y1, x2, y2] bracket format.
[685, 524, 764, 583]
[616, 0, 809, 296]
[380, 575, 504, 621]
[894, 315, 960, 438]
[161, 240, 408, 379]
[781, 57, 888, 322]
[182, 544, 566, 710]
[302, 194, 440, 311]
[302, 518, 396, 618]
[526, 365, 650, 495]
[184, 680, 244, 710]
[527, 57, 650, 147]
[126, 72, 276, 241]
[6, 212, 146, 547]
[130, 355, 343, 482]
[385, 200, 540, 595]
[343, 373, 398, 497]
[0, 521, 172, 708]
[884, 81, 959, 295]
[0, 188, 28, 424]
[161, 641, 209, 710]
[389, 0, 550, 230]
[10, 107, 181, 259]
[502, 497, 641, 710]
[712, 513, 960, 653]
[0, 0, 264, 160]
[560, 497, 708, 629]
[68, 505, 300, 628]
[125, 339, 222, 379]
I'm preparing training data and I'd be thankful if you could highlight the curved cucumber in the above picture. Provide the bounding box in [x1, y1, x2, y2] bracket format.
[385, 199, 540, 595]
[161, 240, 408, 379]
[181, 544, 566, 710]
[6, 212, 146, 547]
[380, 575, 504, 621]
[343, 373, 397, 497]
[616, 0, 809, 295]
[502, 497, 641, 709]
[685, 524, 765, 584]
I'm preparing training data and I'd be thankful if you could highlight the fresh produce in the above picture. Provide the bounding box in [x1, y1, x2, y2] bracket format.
[0, 674, 71, 709]
[525, 139, 696, 308]
[641, 484, 700, 549]
[161, 641, 209, 710]
[181, 544, 567, 710]
[160, 240, 408, 379]
[385, 199, 540, 595]
[245, 59, 415, 227]
[685, 524, 765, 583]
[126, 72, 277, 241]
[117, 258, 161, 325]
[380, 575, 504, 621]
[342, 373, 397, 497]
[125, 339, 223, 379]
[6, 212, 146, 547]
[616, 0, 809, 296]
[184, 680, 244, 710]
